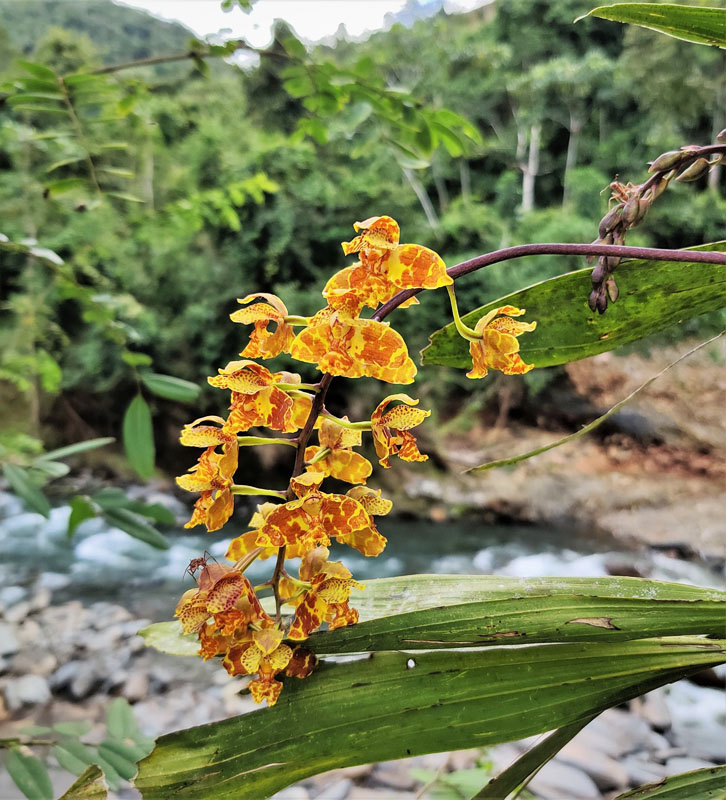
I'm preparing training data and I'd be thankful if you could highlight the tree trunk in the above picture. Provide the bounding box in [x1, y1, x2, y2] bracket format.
[562, 113, 582, 206]
[403, 167, 440, 230]
[521, 122, 540, 213]
[459, 160, 471, 200]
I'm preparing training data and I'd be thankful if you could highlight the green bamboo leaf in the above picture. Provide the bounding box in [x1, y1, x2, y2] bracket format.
[135, 637, 725, 799]
[46, 156, 87, 173]
[2, 463, 51, 517]
[31, 460, 70, 479]
[475, 716, 596, 798]
[122, 394, 155, 479]
[67, 498, 98, 538]
[58, 765, 108, 800]
[469, 332, 724, 472]
[11, 105, 68, 115]
[17, 60, 58, 80]
[106, 698, 138, 741]
[5, 747, 53, 800]
[98, 167, 134, 179]
[54, 744, 92, 777]
[421, 242, 726, 369]
[580, 4, 726, 47]
[44, 177, 88, 196]
[106, 191, 145, 204]
[53, 721, 93, 737]
[8, 92, 64, 104]
[37, 437, 115, 462]
[613, 765, 726, 799]
[96, 743, 137, 781]
[139, 575, 725, 657]
[101, 508, 168, 550]
[140, 373, 201, 404]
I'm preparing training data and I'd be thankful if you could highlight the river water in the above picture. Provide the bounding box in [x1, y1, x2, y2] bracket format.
[1, 489, 722, 621]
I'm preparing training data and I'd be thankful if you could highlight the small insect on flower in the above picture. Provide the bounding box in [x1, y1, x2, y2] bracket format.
[184, 551, 216, 581]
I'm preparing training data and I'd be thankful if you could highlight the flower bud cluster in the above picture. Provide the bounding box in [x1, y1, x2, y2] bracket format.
[589, 139, 726, 314]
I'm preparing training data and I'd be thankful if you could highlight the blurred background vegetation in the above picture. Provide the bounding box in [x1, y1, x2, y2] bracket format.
[1, 0, 724, 482]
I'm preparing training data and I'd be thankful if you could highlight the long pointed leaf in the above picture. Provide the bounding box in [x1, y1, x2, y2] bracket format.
[613, 765, 726, 799]
[122, 394, 155, 479]
[140, 575, 725, 658]
[468, 332, 724, 472]
[421, 242, 726, 369]
[135, 637, 725, 799]
[58, 765, 108, 800]
[474, 716, 596, 799]
[580, 4, 726, 47]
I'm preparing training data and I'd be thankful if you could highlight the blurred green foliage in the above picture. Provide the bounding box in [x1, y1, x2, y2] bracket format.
[0, 0, 723, 470]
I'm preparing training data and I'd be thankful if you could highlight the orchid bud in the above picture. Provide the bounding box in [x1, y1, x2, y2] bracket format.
[675, 158, 710, 182]
[648, 151, 686, 173]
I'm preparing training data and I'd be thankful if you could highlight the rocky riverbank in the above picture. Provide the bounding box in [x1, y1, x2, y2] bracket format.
[1, 584, 723, 799]
[393, 341, 726, 561]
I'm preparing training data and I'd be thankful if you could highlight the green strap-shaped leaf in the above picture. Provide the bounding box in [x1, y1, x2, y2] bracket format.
[122, 394, 155, 479]
[613, 765, 726, 799]
[421, 242, 726, 369]
[139, 575, 725, 657]
[468, 331, 724, 473]
[4, 747, 53, 800]
[58, 765, 108, 800]
[580, 4, 726, 47]
[140, 373, 201, 404]
[2, 463, 51, 517]
[135, 637, 725, 799]
[474, 716, 596, 799]
[102, 508, 168, 550]
[36, 437, 115, 462]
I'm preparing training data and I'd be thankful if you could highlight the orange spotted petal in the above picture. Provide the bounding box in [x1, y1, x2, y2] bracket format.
[248, 675, 284, 706]
[341, 215, 400, 255]
[208, 360, 273, 393]
[206, 572, 250, 614]
[336, 518, 387, 556]
[382, 243, 451, 291]
[285, 647, 317, 678]
[319, 450, 372, 485]
[346, 486, 393, 516]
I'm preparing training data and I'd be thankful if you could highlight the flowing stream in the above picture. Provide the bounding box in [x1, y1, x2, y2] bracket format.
[1, 489, 722, 621]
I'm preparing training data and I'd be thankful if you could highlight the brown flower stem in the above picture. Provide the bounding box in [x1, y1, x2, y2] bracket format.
[372, 243, 726, 322]
[271, 373, 334, 622]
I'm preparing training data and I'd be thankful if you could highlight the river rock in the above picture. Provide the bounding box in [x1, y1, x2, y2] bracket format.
[528, 760, 600, 799]
[557, 739, 629, 791]
[633, 689, 672, 732]
[0, 586, 28, 611]
[0, 622, 19, 656]
[665, 756, 719, 775]
[3, 600, 31, 624]
[371, 760, 418, 791]
[621, 755, 670, 786]
[270, 788, 309, 800]
[121, 670, 149, 702]
[11, 651, 57, 677]
[313, 778, 352, 800]
[4, 674, 51, 711]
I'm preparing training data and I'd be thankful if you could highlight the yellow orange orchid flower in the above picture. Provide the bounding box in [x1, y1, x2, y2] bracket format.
[176, 440, 239, 531]
[222, 627, 293, 706]
[326, 215, 452, 313]
[371, 394, 430, 468]
[305, 417, 372, 485]
[208, 360, 312, 433]
[467, 305, 537, 380]
[229, 293, 295, 359]
[175, 563, 270, 659]
[254, 472, 386, 557]
[290, 307, 416, 384]
[287, 547, 364, 641]
[346, 485, 393, 516]
[225, 502, 306, 563]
